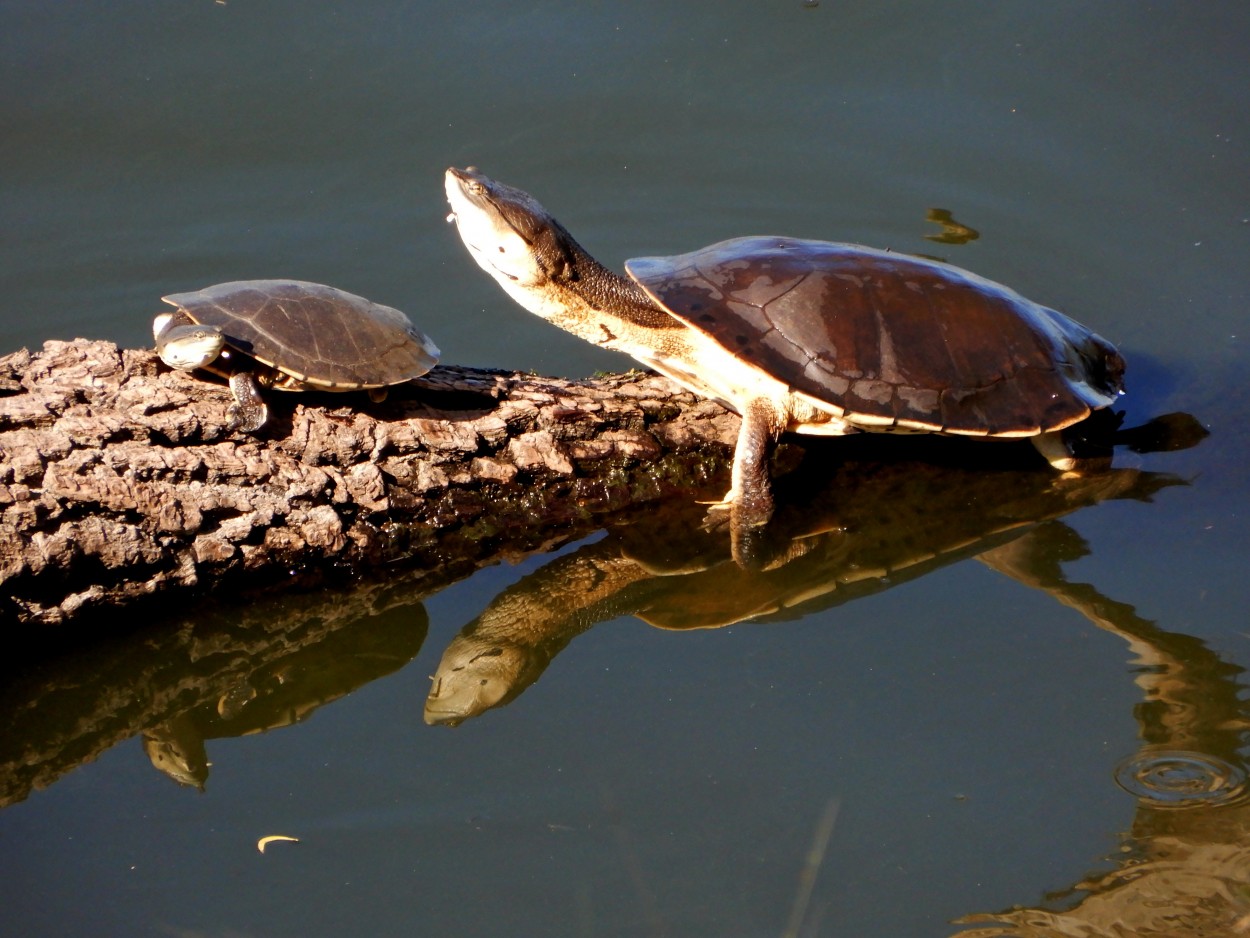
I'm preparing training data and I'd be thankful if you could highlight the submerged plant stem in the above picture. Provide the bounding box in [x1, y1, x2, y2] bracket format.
[783, 797, 841, 938]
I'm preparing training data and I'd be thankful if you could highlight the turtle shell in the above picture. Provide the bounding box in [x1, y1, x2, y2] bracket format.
[161, 280, 439, 389]
[626, 237, 1124, 437]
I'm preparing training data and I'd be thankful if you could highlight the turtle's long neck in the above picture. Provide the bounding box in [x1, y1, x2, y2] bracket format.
[538, 227, 684, 342]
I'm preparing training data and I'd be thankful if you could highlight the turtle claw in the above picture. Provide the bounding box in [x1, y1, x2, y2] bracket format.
[699, 501, 731, 534]
[697, 486, 778, 569]
[697, 490, 742, 536]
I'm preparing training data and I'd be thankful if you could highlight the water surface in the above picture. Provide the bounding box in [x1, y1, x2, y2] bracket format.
[2, 2, 1248, 936]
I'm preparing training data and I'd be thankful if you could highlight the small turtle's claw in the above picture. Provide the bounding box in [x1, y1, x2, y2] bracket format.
[226, 401, 268, 434]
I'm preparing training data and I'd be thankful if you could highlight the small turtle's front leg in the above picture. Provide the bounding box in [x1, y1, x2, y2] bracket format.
[226, 372, 269, 433]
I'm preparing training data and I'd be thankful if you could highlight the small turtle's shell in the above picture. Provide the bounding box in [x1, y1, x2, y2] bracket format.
[626, 237, 1124, 437]
[161, 280, 438, 389]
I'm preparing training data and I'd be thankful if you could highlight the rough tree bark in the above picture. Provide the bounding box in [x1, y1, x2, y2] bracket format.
[0, 338, 742, 627]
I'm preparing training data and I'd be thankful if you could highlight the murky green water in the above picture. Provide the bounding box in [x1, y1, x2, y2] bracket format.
[3, 2, 1249, 935]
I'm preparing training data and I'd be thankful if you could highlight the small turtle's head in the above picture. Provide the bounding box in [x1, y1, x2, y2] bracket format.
[153, 312, 227, 371]
[444, 167, 581, 315]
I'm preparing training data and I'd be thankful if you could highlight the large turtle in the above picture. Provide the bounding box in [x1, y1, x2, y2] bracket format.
[153, 279, 439, 431]
[444, 166, 1126, 532]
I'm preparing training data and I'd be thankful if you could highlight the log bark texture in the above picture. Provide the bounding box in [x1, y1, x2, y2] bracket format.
[0, 339, 741, 627]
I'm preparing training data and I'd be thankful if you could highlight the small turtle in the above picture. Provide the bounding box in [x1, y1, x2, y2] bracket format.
[445, 167, 1125, 532]
[153, 279, 439, 431]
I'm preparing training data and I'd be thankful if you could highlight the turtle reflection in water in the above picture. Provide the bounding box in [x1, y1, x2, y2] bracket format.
[153, 280, 440, 431]
[445, 167, 1126, 540]
[424, 415, 1202, 726]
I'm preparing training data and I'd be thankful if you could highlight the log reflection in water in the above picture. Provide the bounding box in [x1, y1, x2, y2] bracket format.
[0, 576, 432, 806]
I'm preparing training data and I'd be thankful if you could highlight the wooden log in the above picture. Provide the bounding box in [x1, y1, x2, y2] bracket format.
[0, 338, 742, 627]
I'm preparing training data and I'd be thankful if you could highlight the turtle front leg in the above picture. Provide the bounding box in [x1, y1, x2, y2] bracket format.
[706, 397, 787, 523]
[708, 398, 788, 568]
[731, 398, 787, 524]
[226, 372, 269, 433]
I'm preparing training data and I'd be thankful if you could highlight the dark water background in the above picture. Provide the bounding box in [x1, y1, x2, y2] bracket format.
[2, 2, 1248, 936]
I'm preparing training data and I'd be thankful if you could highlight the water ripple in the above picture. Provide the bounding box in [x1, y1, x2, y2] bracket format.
[1114, 750, 1249, 808]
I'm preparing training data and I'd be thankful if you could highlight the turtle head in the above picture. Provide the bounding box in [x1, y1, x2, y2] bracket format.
[444, 167, 581, 312]
[423, 631, 546, 726]
[153, 312, 227, 371]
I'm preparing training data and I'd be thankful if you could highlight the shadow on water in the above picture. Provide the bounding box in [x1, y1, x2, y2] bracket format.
[4, 410, 1247, 936]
